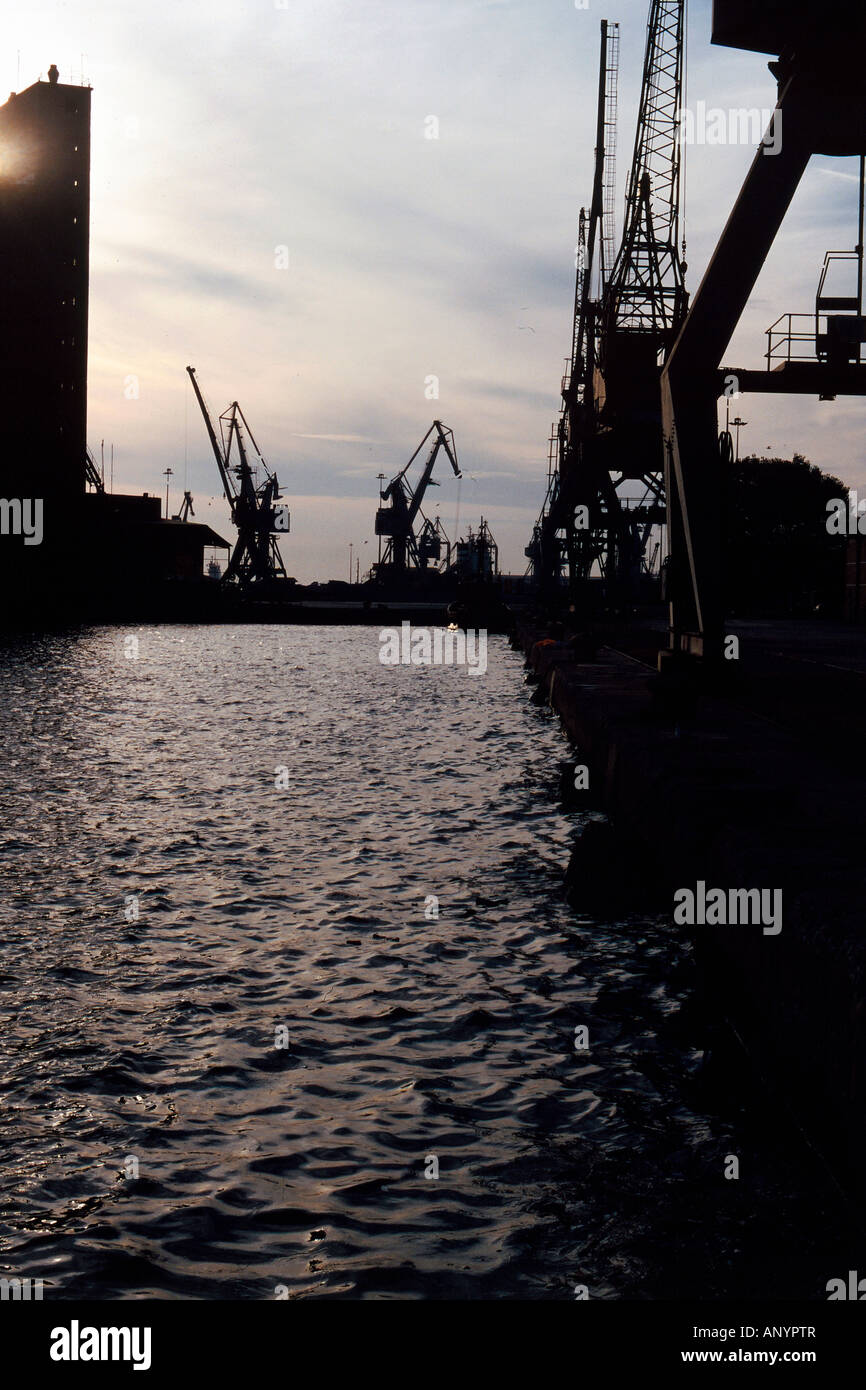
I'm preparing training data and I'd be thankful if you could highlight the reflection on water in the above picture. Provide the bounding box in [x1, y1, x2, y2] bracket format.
[0, 626, 853, 1299]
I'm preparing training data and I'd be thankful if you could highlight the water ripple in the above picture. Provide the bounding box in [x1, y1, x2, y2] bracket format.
[0, 625, 852, 1299]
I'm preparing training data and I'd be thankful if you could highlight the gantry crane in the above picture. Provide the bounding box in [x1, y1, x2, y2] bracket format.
[186, 366, 289, 586]
[662, 0, 866, 665]
[375, 420, 461, 575]
[528, 2, 687, 607]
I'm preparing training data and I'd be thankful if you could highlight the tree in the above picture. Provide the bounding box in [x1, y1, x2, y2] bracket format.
[724, 454, 848, 616]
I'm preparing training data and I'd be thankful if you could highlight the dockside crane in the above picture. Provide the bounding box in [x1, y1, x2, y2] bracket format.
[528, 1, 687, 607]
[375, 421, 462, 575]
[661, 0, 866, 665]
[527, 18, 619, 591]
[186, 366, 289, 586]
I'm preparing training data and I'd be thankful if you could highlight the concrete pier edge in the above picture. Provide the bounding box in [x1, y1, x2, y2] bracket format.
[515, 620, 866, 1210]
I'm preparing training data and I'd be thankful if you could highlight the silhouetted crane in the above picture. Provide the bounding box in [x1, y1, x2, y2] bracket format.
[528, 2, 687, 606]
[375, 421, 461, 575]
[186, 366, 289, 586]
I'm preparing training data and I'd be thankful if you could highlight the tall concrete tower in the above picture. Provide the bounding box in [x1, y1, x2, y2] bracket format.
[0, 66, 91, 521]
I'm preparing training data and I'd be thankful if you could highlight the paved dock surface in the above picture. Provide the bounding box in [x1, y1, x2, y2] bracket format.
[518, 614, 866, 1209]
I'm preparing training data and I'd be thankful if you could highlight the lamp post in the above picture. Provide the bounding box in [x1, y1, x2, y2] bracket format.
[730, 417, 748, 461]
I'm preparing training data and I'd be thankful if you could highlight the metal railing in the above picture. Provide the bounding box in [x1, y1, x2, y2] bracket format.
[765, 313, 822, 367]
[765, 310, 864, 368]
[767, 251, 863, 367]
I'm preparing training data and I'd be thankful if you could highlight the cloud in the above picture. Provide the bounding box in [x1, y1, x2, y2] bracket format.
[5, 0, 864, 580]
[293, 433, 378, 443]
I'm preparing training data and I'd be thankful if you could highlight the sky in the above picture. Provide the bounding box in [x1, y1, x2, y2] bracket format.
[3, 0, 864, 581]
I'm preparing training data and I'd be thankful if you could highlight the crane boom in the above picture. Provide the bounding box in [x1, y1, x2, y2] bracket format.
[186, 366, 235, 506]
[405, 422, 460, 529]
[605, 0, 687, 339]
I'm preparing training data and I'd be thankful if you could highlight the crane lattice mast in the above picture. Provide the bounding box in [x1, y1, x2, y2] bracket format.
[604, 0, 687, 341]
[527, 3, 687, 602]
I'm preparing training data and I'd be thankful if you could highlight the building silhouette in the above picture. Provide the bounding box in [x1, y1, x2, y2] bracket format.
[0, 66, 228, 622]
[0, 66, 90, 511]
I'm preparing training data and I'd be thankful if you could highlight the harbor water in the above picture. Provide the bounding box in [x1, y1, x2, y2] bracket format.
[0, 626, 853, 1299]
